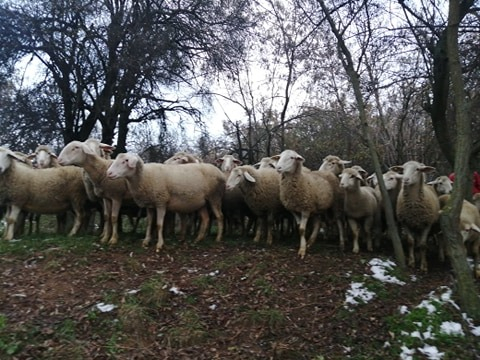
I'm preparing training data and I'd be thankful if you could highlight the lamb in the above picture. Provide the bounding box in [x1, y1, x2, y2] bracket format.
[164, 151, 203, 164]
[272, 149, 341, 258]
[226, 165, 286, 245]
[427, 175, 454, 196]
[390, 160, 440, 272]
[106, 153, 225, 251]
[57, 140, 137, 245]
[438, 194, 480, 277]
[28, 144, 60, 169]
[0, 147, 88, 240]
[339, 168, 380, 253]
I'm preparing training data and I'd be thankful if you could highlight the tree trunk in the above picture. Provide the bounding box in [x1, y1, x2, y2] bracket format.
[318, 0, 405, 268]
[440, 0, 480, 321]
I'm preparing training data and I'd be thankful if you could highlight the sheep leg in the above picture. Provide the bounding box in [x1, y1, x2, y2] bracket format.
[405, 229, 416, 268]
[337, 216, 346, 252]
[307, 216, 321, 248]
[194, 206, 210, 243]
[177, 213, 188, 241]
[5, 205, 21, 241]
[266, 213, 275, 246]
[348, 218, 361, 254]
[209, 201, 224, 242]
[297, 212, 310, 259]
[418, 226, 431, 272]
[472, 239, 480, 278]
[142, 208, 155, 247]
[68, 205, 84, 237]
[364, 217, 374, 252]
[108, 199, 122, 245]
[253, 216, 264, 243]
[100, 199, 112, 244]
[155, 207, 167, 252]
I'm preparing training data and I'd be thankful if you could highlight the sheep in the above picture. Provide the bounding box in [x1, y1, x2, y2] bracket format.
[215, 154, 253, 236]
[427, 175, 454, 196]
[254, 157, 278, 169]
[106, 153, 225, 251]
[216, 154, 242, 172]
[339, 167, 380, 253]
[225, 165, 286, 245]
[318, 155, 351, 175]
[390, 160, 440, 272]
[57, 140, 138, 245]
[272, 149, 341, 258]
[0, 147, 88, 240]
[438, 194, 480, 277]
[163, 151, 205, 240]
[164, 151, 203, 164]
[28, 144, 60, 169]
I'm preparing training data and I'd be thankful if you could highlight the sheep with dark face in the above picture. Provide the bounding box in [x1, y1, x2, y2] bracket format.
[339, 168, 380, 253]
[273, 149, 341, 258]
[390, 161, 440, 272]
[107, 153, 225, 252]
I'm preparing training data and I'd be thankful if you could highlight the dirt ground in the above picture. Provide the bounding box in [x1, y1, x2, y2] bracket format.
[0, 229, 478, 359]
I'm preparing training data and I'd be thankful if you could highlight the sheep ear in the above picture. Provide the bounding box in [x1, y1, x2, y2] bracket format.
[244, 171, 256, 183]
[100, 144, 115, 154]
[234, 159, 242, 165]
[427, 179, 437, 185]
[390, 165, 403, 174]
[215, 158, 224, 164]
[296, 155, 305, 162]
[340, 160, 352, 165]
[271, 155, 280, 161]
[419, 165, 436, 174]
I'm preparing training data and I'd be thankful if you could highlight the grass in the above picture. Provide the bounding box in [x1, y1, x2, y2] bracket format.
[1, 221, 480, 359]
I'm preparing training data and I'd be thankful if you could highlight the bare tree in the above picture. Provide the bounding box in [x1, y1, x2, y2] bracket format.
[0, 0, 252, 151]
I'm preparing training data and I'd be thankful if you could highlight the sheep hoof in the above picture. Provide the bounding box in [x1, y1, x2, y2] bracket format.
[298, 249, 306, 259]
[352, 248, 359, 254]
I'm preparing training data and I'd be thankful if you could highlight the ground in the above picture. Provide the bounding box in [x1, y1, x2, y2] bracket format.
[0, 224, 479, 359]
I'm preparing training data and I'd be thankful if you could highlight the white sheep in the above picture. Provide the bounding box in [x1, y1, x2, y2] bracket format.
[216, 154, 242, 173]
[438, 194, 480, 278]
[254, 157, 278, 169]
[0, 147, 88, 240]
[390, 160, 440, 272]
[58, 140, 137, 245]
[164, 151, 203, 164]
[106, 153, 225, 251]
[272, 149, 340, 258]
[226, 165, 286, 245]
[28, 144, 60, 169]
[427, 175, 454, 196]
[318, 155, 351, 175]
[339, 167, 380, 253]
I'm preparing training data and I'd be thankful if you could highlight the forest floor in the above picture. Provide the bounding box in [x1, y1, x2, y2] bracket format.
[1, 222, 480, 359]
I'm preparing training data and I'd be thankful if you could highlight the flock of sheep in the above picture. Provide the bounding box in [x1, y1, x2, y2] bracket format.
[0, 139, 479, 277]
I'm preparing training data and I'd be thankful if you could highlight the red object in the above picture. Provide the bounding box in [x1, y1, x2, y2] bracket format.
[448, 171, 480, 194]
